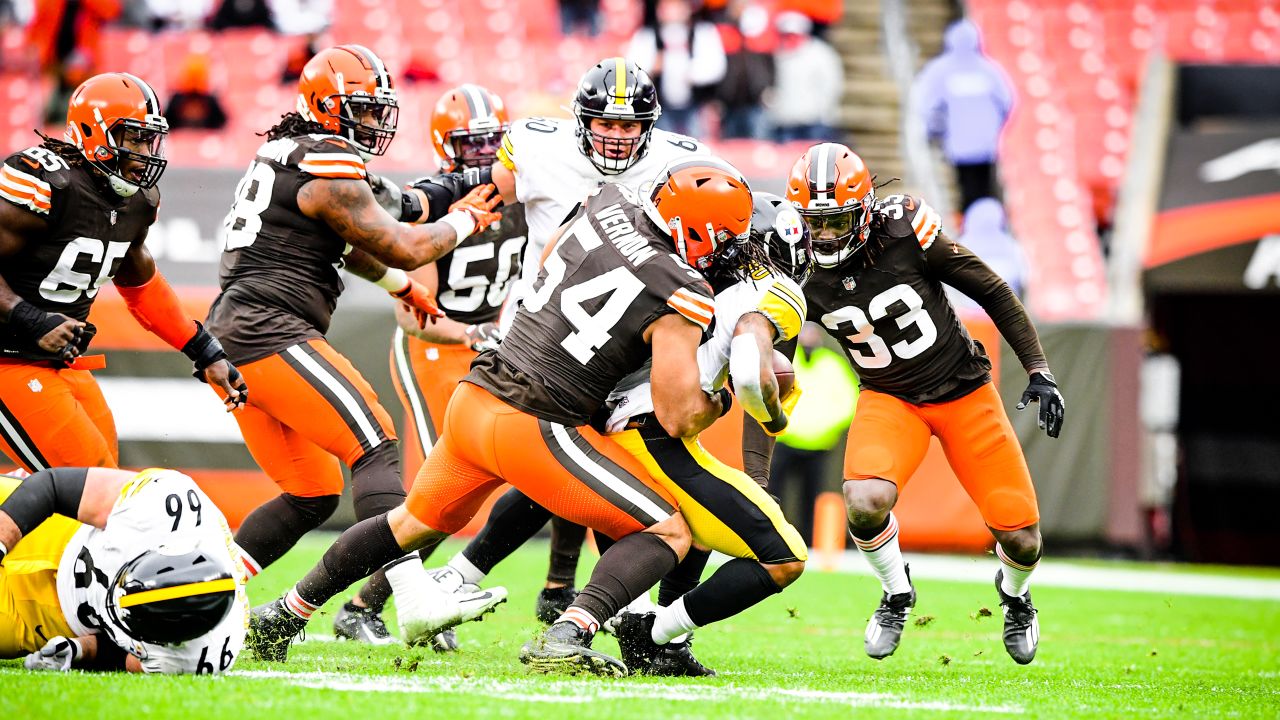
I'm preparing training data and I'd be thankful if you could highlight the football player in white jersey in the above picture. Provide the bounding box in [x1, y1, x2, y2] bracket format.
[0, 467, 247, 674]
[491, 56, 709, 305]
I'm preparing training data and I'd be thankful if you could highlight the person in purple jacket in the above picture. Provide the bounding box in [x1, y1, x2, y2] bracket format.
[912, 19, 1015, 213]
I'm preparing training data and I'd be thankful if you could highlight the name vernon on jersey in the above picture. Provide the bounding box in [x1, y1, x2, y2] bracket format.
[594, 202, 658, 267]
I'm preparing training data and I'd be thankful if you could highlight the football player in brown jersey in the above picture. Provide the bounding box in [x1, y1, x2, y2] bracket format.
[0, 73, 247, 473]
[246, 157, 755, 676]
[204, 45, 502, 592]
[335, 83, 575, 649]
[781, 143, 1065, 665]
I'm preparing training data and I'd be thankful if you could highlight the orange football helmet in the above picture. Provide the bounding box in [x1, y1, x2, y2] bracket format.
[430, 84, 509, 171]
[785, 142, 875, 267]
[64, 72, 168, 197]
[645, 155, 753, 273]
[297, 45, 398, 159]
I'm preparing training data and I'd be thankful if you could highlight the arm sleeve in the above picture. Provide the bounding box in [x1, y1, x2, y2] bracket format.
[924, 233, 1048, 372]
[740, 335, 797, 487]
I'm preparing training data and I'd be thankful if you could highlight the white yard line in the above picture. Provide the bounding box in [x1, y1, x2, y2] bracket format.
[231, 671, 1024, 714]
[812, 551, 1280, 601]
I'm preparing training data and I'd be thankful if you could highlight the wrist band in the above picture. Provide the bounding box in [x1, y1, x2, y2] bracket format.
[440, 210, 477, 242]
[375, 267, 410, 293]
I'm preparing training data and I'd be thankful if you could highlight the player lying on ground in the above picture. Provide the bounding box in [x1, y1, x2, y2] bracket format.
[781, 142, 1066, 664]
[0, 468, 246, 674]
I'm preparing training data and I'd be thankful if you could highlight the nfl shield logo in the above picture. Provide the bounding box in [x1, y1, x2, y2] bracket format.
[842, 276, 857, 291]
[109, 210, 117, 226]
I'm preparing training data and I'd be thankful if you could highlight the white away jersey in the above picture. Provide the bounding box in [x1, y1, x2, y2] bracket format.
[497, 117, 708, 288]
[55, 469, 249, 675]
[603, 268, 807, 432]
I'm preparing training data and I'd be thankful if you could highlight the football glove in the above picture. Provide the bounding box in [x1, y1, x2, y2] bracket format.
[1017, 370, 1065, 439]
[463, 322, 502, 352]
[23, 636, 80, 672]
[447, 184, 503, 234]
[391, 278, 446, 328]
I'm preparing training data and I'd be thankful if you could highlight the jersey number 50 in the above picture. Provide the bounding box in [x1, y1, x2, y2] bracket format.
[821, 284, 938, 369]
[523, 218, 644, 364]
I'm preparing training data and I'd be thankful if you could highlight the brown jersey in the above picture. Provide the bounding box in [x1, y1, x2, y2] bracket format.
[206, 134, 368, 364]
[433, 203, 527, 325]
[805, 193, 1046, 405]
[0, 146, 158, 361]
[467, 183, 714, 426]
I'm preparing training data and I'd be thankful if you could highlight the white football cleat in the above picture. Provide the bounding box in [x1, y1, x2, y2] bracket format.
[397, 585, 509, 647]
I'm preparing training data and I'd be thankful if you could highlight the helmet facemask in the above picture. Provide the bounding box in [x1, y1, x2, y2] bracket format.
[574, 111, 657, 174]
[333, 89, 398, 159]
[73, 113, 169, 198]
[801, 192, 874, 268]
[444, 123, 506, 170]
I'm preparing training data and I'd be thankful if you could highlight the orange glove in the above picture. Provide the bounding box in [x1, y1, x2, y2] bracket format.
[447, 183, 503, 234]
[389, 277, 446, 327]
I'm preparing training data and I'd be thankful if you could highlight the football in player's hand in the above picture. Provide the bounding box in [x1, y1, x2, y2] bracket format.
[773, 349, 795, 397]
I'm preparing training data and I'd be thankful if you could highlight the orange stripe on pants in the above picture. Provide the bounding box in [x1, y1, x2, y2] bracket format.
[407, 382, 678, 540]
[232, 339, 397, 497]
[0, 361, 117, 471]
[843, 383, 1039, 532]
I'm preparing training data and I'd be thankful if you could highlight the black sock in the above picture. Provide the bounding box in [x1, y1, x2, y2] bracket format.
[658, 547, 711, 607]
[295, 514, 405, 608]
[547, 517, 587, 586]
[681, 558, 781, 627]
[571, 533, 678, 626]
[460, 486, 552, 575]
[849, 514, 891, 542]
[234, 493, 339, 571]
[594, 532, 615, 555]
[351, 442, 406, 520]
[355, 535, 447, 612]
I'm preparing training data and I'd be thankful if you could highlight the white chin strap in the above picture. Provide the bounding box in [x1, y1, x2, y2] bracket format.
[108, 174, 140, 198]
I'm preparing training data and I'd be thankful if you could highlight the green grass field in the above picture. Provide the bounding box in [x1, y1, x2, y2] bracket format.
[3, 536, 1278, 719]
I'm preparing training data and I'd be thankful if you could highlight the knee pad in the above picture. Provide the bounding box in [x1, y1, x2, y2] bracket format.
[982, 488, 1039, 533]
[352, 442, 407, 520]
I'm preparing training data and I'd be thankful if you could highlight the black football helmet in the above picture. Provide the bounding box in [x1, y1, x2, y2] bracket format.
[108, 543, 238, 646]
[753, 192, 816, 286]
[570, 57, 661, 174]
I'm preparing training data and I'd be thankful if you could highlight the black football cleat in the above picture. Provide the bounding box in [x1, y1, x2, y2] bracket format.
[520, 621, 628, 677]
[864, 565, 916, 660]
[649, 634, 716, 677]
[535, 586, 578, 625]
[995, 569, 1039, 664]
[613, 612, 661, 673]
[333, 602, 394, 645]
[248, 598, 308, 663]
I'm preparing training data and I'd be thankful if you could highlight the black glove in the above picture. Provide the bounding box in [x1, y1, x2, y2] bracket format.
[182, 322, 229, 378]
[1017, 371, 1065, 439]
[463, 322, 503, 352]
[57, 322, 97, 365]
[713, 386, 733, 418]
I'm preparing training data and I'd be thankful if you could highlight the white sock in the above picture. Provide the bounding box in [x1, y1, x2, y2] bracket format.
[997, 544, 1038, 597]
[385, 554, 441, 607]
[852, 513, 912, 595]
[283, 587, 318, 620]
[558, 606, 600, 635]
[447, 553, 486, 586]
[651, 597, 698, 645]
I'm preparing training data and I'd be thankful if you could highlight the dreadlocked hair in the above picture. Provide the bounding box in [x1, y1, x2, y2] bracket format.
[261, 112, 327, 141]
[35, 130, 85, 167]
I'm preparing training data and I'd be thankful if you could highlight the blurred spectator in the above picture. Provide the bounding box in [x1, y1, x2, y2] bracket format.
[558, 0, 600, 38]
[767, 11, 843, 142]
[770, 322, 859, 546]
[774, 0, 841, 38]
[0, 0, 33, 25]
[911, 18, 1014, 213]
[29, 0, 121, 125]
[208, 0, 270, 30]
[280, 30, 320, 83]
[714, 0, 774, 140]
[269, 0, 330, 36]
[164, 53, 228, 130]
[136, 0, 214, 30]
[952, 198, 1028, 303]
[628, 0, 726, 137]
